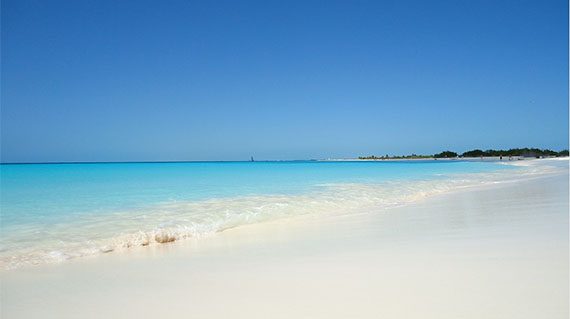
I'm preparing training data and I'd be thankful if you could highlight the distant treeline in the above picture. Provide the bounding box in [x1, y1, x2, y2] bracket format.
[454, 148, 568, 158]
[359, 148, 569, 160]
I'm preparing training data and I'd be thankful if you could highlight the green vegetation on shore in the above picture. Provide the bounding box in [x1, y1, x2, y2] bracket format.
[358, 148, 569, 160]
[434, 151, 458, 158]
[461, 148, 568, 158]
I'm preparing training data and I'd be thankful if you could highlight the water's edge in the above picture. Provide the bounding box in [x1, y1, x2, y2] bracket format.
[1, 159, 566, 270]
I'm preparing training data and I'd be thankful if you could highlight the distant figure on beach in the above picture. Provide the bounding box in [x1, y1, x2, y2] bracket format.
[500, 156, 503, 160]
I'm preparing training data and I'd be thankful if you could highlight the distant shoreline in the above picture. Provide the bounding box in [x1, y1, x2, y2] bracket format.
[321, 156, 541, 162]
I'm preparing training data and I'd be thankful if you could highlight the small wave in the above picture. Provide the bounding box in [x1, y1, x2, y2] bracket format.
[0, 161, 562, 270]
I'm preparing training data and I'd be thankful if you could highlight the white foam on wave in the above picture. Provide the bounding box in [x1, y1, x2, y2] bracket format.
[0, 160, 564, 270]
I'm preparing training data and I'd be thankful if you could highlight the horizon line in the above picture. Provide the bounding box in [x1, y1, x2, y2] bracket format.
[2, 147, 567, 165]
[0, 159, 323, 165]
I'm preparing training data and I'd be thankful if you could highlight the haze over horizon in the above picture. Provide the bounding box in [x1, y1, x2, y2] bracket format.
[1, 0, 568, 163]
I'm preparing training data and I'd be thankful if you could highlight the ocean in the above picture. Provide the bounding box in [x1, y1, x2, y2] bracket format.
[0, 160, 534, 269]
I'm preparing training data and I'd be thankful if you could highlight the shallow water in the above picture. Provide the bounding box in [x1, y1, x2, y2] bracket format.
[0, 159, 560, 268]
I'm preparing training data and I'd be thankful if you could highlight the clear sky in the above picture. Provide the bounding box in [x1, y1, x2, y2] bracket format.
[1, 0, 568, 162]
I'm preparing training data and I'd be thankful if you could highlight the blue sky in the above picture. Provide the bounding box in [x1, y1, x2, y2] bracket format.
[1, 0, 568, 162]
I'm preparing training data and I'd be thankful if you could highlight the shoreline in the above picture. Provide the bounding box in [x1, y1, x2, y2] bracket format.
[1, 159, 562, 270]
[1, 159, 568, 318]
[1, 158, 566, 270]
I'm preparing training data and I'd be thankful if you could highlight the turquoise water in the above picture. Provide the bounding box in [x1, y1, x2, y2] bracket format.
[2, 161, 508, 224]
[0, 160, 516, 268]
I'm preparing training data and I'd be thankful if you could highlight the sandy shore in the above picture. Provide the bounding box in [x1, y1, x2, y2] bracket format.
[1, 160, 568, 318]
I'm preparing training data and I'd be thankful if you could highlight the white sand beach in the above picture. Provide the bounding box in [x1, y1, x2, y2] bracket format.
[1, 159, 568, 319]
